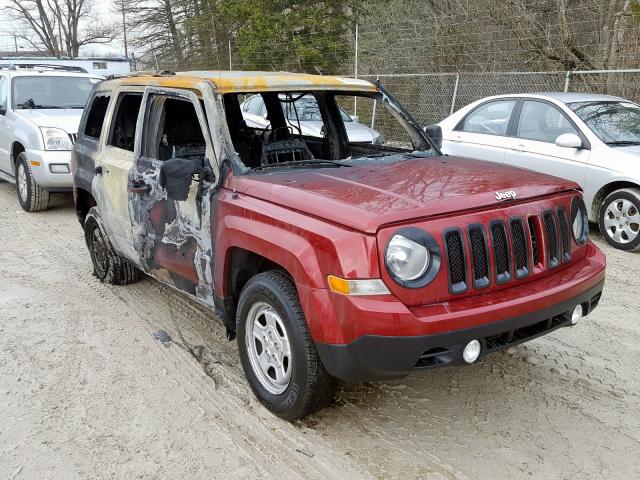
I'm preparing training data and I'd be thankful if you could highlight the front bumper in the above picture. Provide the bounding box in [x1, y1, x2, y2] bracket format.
[25, 149, 73, 190]
[313, 242, 606, 382]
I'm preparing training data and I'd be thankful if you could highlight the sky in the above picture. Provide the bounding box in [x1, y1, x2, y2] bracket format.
[0, 0, 125, 56]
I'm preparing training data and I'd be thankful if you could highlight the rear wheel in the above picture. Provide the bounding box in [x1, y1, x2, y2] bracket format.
[16, 153, 49, 212]
[598, 188, 640, 252]
[84, 207, 140, 284]
[236, 270, 335, 420]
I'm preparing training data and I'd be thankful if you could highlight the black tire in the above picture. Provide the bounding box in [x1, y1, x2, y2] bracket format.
[16, 152, 49, 212]
[598, 188, 640, 252]
[84, 207, 140, 284]
[236, 270, 335, 421]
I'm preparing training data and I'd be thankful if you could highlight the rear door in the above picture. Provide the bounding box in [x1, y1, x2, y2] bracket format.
[128, 86, 217, 302]
[504, 99, 590, 186]
[93, 88, 144, 262]
[442, 99, 517, 163]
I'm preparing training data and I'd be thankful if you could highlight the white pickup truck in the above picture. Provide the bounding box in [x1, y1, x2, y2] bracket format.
[0, 65, 102, 211]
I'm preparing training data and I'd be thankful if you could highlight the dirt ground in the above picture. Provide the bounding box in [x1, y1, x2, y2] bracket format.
[0, 181, 638, 480]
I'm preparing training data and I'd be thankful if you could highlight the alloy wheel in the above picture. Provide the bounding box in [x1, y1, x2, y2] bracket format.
[603, 198, 640, 244]
[17, 163, 28, 203]
[245, 301, 292, 395]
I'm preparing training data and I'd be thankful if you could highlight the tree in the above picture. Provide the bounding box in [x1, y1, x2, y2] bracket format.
[5, 0, 117, 57]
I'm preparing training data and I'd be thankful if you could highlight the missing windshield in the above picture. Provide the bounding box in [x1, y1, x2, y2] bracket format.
[224, 90, 433, 171]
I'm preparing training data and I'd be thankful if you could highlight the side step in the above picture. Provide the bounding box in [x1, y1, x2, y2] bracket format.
[0, 169, 16, 184]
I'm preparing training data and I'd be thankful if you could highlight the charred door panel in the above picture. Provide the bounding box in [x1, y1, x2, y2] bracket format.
[128, 86, 217, 305]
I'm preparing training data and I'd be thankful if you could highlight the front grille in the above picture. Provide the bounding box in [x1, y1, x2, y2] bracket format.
[490, 221, 510, 283]
[443, 202, 577, 295]
[529, 217, 540, 265]
[484, 315, 569, 353]
[510, 219, 529, 279]
[444, 230, 467, 293]
[468, 225, 490, 288]
[557, 207, 571, 263]
[543, 211, 559, 269]
[68, 133, 77, 145]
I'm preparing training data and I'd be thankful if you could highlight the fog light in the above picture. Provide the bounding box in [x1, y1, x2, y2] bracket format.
[462, 339, 481, 364]
[571, 304, 583, 325]
[50, 164, 70, 174]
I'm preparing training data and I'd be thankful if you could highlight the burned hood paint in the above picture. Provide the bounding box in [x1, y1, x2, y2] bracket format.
[231, 156, 579, 233]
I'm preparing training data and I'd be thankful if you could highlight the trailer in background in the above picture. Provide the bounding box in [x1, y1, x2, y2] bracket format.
[0, 56, 131, 76]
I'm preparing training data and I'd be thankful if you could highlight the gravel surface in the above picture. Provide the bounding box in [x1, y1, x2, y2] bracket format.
[0, 181, 638, 480]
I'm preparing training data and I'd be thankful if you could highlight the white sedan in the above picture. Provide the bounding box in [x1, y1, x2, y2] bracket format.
[439, 93, 640, 251]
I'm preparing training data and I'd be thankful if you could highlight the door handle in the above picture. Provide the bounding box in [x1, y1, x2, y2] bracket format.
[129, 180, 152, 194]
[95, 166, 103, 175]
[511, 144, 526, 152]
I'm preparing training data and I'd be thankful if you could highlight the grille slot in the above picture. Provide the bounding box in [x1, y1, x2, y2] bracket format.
[557, 207, 571, 263]
[490, 221, 510, 284]
[528, 217, 540, 266]
[467, 225, 490, 289]
[510, 219, 529, 279]
[68, 133, 77, 145]
[444, 229, 468, 294]
[543, 211, 559, 269]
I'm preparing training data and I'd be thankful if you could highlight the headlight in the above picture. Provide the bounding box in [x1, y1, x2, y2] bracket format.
[571, 196, 589, 245]
[386, 235, 430, 281]
[40, 127, 72, 151]
[384, 228, 441, 287]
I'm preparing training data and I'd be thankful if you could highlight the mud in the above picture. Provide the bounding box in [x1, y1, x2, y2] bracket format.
[0, 182, 638, 479]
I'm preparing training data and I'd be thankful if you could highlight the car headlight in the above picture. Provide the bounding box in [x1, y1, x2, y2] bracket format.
[385, 228, 441, 287]
[571, 196, 589, 245]
[40, 127, 72, 151]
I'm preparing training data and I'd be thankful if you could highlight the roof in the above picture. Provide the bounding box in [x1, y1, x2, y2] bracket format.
[488, 92, 627, 104]
[114, 70, 377, 94]
[0, 69, 103, 79]
[0, 56, 130, 62]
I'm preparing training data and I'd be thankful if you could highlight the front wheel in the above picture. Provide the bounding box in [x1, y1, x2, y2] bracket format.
[16, 153, 49, 212]
[236, 270, 335, 420]
[598, 188, 640, 252]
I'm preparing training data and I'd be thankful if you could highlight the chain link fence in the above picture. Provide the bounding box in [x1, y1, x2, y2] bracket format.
[355, 69, 640, 139]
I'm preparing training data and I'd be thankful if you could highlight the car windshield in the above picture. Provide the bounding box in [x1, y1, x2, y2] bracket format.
[281, 96, 351, 122]
[229, 90, 435, 171]
[568, 100, 640, 145]
[13, 76, 99, 109]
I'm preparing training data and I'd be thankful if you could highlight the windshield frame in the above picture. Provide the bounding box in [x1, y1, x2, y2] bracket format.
[568, 100, 640, 145]
[11, 75, 100, 110]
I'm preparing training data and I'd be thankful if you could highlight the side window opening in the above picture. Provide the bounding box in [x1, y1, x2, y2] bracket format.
[145, 96, 206, 162]
[108, 92, 143, 152]
[84, 95, 110, 139]
[517, 101, 578, 143]
[458, 100, 517, 136]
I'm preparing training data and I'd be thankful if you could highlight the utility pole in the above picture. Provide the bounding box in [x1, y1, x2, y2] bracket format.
[14, 35, 18, 54]
[228, 40, 232, 70]
[353, 23, 358, 115]
[121, 0, 129, 58]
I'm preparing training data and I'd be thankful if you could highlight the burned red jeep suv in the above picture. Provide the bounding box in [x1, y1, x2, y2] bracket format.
[72, 71, 606, 420]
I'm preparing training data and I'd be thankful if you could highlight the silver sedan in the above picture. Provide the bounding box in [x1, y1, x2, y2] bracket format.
[439, 92, 640, 252]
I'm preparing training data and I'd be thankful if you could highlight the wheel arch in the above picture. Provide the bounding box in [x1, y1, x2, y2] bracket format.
[11, 141, 25, 175]
[74, 187, 97, 226]
[591, 180, 640, 220]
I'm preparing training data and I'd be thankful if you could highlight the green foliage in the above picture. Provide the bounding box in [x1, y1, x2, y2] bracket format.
[222, 0, 358, 73]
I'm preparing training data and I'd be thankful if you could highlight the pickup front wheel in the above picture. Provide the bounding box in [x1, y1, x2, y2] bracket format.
[16, 153, 49, 212]
[236, 270, 335, 420]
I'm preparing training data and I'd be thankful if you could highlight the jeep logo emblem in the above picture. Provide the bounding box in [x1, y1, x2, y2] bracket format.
[495, 190, 517, 201]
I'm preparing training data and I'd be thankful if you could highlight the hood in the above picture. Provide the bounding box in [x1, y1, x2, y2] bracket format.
[15, 109, 83, 134]
[288, 120, 379, 142]
[232, 156, 579, 233]
[611, 144, 640, 156]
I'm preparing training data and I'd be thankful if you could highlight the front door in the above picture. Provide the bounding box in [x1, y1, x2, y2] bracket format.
[128, 87, 218, 305]
[504, 100, 590, 188]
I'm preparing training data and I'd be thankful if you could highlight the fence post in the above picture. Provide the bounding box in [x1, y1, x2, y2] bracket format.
[450, 73, 460, 115]
[354, 23, 359, 116]
[564, 71, 571, 92]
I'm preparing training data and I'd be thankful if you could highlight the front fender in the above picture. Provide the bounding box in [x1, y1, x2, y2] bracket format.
[214, 189, 380, 342]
